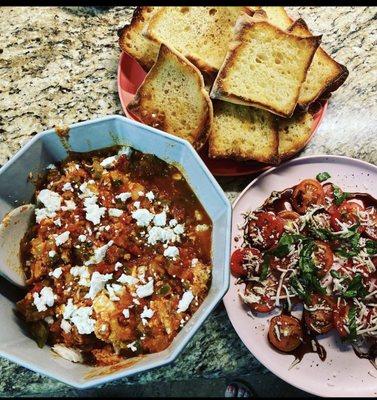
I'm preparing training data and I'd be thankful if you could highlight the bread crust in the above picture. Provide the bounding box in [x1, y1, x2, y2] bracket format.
[127, 44, 213, 151]
[210, 15, 322, 118]
[289, 18, 349, 109]
[118, 6, 159, 71]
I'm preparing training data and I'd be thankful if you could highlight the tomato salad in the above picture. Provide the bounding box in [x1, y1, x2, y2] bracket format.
[17, 146, 212, 365]
[232, 173, 377, 360]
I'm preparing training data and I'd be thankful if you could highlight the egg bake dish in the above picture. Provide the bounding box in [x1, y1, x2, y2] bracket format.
[16, 146, 212, 365]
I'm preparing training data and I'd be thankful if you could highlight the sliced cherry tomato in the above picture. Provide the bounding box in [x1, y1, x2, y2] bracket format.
[312, 241, 334, 277]
[248, 212, 284, 249]
[243, 278, 277, 313]
[338, 200, 365, 228]
[333, 299, 350, 338]
[304, 294, 334, 334]
[269, 254, 295, 272]
[322, 183, 335, 201]
[292, 179, 325, 214]
[328, 204, 342, 231]
[230, 248, 262, 277]
[365, 208, 377, 240]
[268, 314, 303, 352]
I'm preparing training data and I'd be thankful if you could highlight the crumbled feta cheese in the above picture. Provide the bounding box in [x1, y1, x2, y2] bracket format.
[37, 189, 62, 211]
[70, 266, 90, 287]
[50, 267, 62, 279]
[44, 316, 54, 325]
[145, 191, 155, 202]
[100, 156, 117, 169]
[122, 309, 130, 319]
[169, 219, 178, 227]
[85, 240, 114, 265]
[140, 306, 154, 319]
[69, 306, 96, 334]
[115, 192, 132, 202]
[164, 246, 179, 259]
[191, 258, 199, 267]
[177, 291, 194, 313]
[114, 261, 122, 271]
[117, 274, 139, 285]
[83, 196, 106, 225]
[108, 208, 123, 217]
[46, 163, 56, 170]
[54, 218, 62, 227]
[79, 182, 96, 199]
[78, 234, 86, 242]
[85, 271, 113, 300]
[173, 224, 185, 235]
[60, 319, 72, 333]
[147, 226, 177, 245]
[48, 250, 56, 258]
[62, 182, 73, 192]
[136, 279, 154, 298]
[132, 208, 154, 227]
[52, 344, 83, 363]
[55, 231, 70, 246]
[106, 283, 123, 301]
[33, 287, 55, 312]
[138, 191, 144, 197]
[153, 211, 167, 227]
[134, 201, 141, 209]
[62, 200, 76, 211]
[62, 298, 75, 319]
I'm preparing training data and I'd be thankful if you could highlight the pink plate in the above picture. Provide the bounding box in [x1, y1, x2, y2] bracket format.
[117, 52, 327, 177]
[224, 155, 377, 397]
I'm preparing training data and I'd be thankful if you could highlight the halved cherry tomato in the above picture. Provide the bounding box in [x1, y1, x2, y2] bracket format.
[304, 294, 334, 334]
[268, 314, 303, 352]
[328, 204, 342, 231]
[312, 241, 334, 277]
[365, 208, 377, 240]
[269, 254, 295, 272]
[243, 277, 277, 313]
[322, 183, 335, 201]
[230, 247, 262, 277]
[292, 179, 325, 214]
[248, 212, 284, 249]
[333, 299, 350, 338]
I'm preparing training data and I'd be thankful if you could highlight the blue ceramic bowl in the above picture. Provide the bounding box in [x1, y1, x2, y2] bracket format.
[0, 115, 231, 388]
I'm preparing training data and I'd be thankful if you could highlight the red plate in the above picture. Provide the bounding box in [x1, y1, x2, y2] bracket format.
[117, 52, 327, 177]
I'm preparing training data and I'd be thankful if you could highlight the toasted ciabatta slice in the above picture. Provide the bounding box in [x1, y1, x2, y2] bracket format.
[209, 100, 279, 164]
[144, 6, 251, 75]
[278, 111, 314, 160]
[248, 6, 293, 30]
[127, 44, 213, 150]
[118, 7, 161, 71]
[210, 14, 321, 118]
[288, 19, 349, 108]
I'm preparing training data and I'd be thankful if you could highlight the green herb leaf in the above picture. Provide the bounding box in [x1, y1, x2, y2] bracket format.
[365, 240, 377, 255]
[342, 273, 367, 299]
[316, 172, 331, 182]
[268, 233, 306, 258]
[347, 306, 357, 341]
[333, 184, 349, 205]
[259, 255, 270, 281]
[309, 227, 332, 241]
[330, 270, 342, 279]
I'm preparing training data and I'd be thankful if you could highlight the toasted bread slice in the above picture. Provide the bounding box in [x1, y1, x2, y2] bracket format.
[127, 44, 213, 150]
[278, 111, 314, 160]
[209, 100, 279, 164]
[248, 6, 293, 30]
[210, 14, 321, 118]
[144, 7, 251, 75]
[118, 7, 161, 71]
[289, 19, 349, 108]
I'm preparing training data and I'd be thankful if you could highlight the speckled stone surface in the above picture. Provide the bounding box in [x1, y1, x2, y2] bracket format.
[0, 6, 376, 397]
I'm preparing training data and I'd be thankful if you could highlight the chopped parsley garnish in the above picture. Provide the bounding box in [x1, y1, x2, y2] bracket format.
[316, 172, 331, 182]
[333, 184, 349, 205]
[347, 306, 358, 341]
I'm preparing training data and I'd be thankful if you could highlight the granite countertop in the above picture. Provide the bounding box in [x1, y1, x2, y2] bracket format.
[0, 6, 376, 397]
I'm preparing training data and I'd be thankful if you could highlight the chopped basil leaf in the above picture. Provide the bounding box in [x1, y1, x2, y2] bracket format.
[335, 226, 361, 258]
[269, 233, 305, 258]
[341, 273, 367, 299]
[316, 172, 331, 182]
[333, 184, 349, 205]
[259, 255, 270, 281]
[330, 270, 342, 279]
[310, 227, 332, 241]
[365, 240, 377, 255]
[347, 306, 357, 341]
